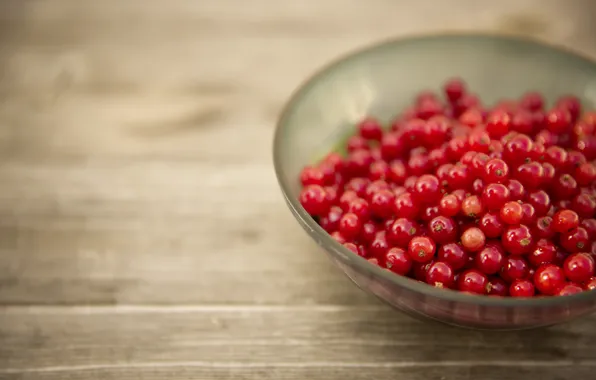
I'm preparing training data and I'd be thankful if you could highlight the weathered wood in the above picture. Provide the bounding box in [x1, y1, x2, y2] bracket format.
[0, 306, 595, 379]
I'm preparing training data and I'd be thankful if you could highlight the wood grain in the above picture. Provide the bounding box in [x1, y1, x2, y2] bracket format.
[1, 306, 595, 379]
[1, 0, 596, 379]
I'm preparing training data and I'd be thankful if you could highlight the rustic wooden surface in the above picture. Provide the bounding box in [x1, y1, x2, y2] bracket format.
[1, 1, 596, 379]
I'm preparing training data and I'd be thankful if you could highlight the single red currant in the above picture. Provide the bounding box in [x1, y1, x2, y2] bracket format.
[407, 236, 437, 263]
[384, 247, 413, 275]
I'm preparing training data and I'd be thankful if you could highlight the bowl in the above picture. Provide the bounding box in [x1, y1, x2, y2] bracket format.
[273, 33, 596, 330]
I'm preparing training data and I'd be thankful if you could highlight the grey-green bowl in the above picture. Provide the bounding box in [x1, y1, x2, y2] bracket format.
[273, 33, 596, 330]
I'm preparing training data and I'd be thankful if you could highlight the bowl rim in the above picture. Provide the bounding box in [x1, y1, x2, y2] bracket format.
[273, 31, 596, 307]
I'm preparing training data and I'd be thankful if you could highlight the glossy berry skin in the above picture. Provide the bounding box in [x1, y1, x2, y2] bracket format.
[534, 216, 555, 240]
[338, 212, 362, 239]
[507, 180, 525, 201]
[509, 279, 535, 297]
[557, 283, 583, 296]
[528, 240, 557, 268]
[408, 236, 437, 263]
[299, 185, 330, 216]
[483, 158, 509, 184]
[437, 243, 468, 270]
[584, 277, 596, 291]
[384, 247, 412, 275]
[413, 174, 442, 204]
[439, 194, 461, 217]
[428, 216, 458, 245]
[559, 227, 590, 253]
[347, 198, 371, 222]
[358, 118, 384, 141]
[457, 269, 490, 294]
[534, 264, 566, 295]
[552, 209, 580, 233]
[499, 201, 523, 225]
[369, 189, 395, 219]
[501, 256, 530, 283]
[482, 183, 510, 211]
[387, 218, 419, 248]
[461, 227, 486, 252]
[393, 192, 420, 220]
[475, 246, 506, 275]
[563, 253, 595, 283]
[479, 212, 505, 238]
[426, 261, 455, 288]
[502, 225, 534, 255]
[527, 190, 551, 216]
[461, 195, 484, 218]
[488, 276, 509, 296]
[369, 231, 390, 258]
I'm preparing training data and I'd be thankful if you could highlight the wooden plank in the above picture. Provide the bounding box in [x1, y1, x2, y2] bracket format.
[0, 160, 375, 305]
[0, 306, 595, 378]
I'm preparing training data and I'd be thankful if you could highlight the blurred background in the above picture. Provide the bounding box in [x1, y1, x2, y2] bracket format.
[1, 1, 596, 379]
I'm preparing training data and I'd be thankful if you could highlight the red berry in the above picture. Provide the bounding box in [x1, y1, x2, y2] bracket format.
[509, 279, 535, 297]
[393, 192, 419, 219]
[338, 212, 362, 239]
[502, 225, 534, 255]
[439, 194, 461, 217]
[358, 118, 383, 141]
[299, 185, 330, 216]
[584, 277, 596, 291]
[428, 216, 458, 245]
[501, 256, 530, 283]
[564, 253, 595, 283]
[527, 190, 551, 216]
[475, 245, 506, 275]
[345, 177, 370, 198]
[319, 206, 343, 233]
[407, 236, 437, 263]
[482, 183, 510, 210]
[534, 216, 555, 239]
[369, 189, 395, 219]
[534, 264, 566, 295]
[483, 158, 509, 184]
[413, 174, 441, 204]
[545, 108, 572, 134]
[368, 161, 390, 181]
[559, 227, 590, 253]
[520, 92, 544, 111]
[479, 212, 505, 238]
[557, 283, 583, 296]
[528, 239, 557, 267]
[438, 243, 468, 270]
[506, 179, 525, 201]
[571, 193, 596, 218]
[461, 195, 484, 218]
[339, 190, 358, 211]
[581, 219, 596, 236]
[347, 198, 371, 221]
[457, 269, 490, 294]
[520, 203, 537, 225]
[426, 261, 455, 288]
[488, 276, 509, 296]
[575, 162, 596, 186]
[369, 231, 390, 258]
[503, 134, 533, 166]
[384, 247, 412, 275]
[499, 201, 523, 225]
[444, 78, 466, 102]
[359, 221, 379, 244]
[552, 209, 579, 233]
[485, 110, 511, 139]
[460, 227, 486, 252]
[387, 218, 419, 247]
[515, 162, 544, 190]
[381, 133, 406, 161]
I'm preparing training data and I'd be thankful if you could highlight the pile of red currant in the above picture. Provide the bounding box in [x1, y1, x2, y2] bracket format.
[298, 78, 596, 297]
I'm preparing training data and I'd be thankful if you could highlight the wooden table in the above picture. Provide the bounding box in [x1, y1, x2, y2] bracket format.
[1, 1, 596, 379]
